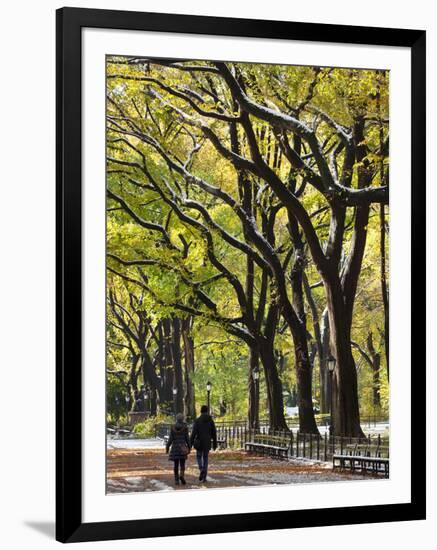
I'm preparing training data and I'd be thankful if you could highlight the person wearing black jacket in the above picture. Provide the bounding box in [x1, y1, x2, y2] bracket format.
[166, 413, 190, 485]
[190, 405, 217, 482]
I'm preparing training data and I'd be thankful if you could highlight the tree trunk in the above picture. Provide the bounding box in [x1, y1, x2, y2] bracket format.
[377, 74, 389, 381]
[248, 347, 260, 428]
[380, 203, 389, 380]
[367, 332, 381, 408]
[324, 277, 365, 437]
[287, 215, 319, 434]
[278, 283, 319, 433]
[324, 140, 370, 437]
[161, 319, 174, 404]
[171, 317, 184, 414]
[293, 325, 320, 434]
[149, 388, 158, 416]
[320, 308, 330, 413]
[156, 321, 165, 408]
[182, 317, 196, 420]
[128, 354, 140, 412]
[303, 273, 328, 414]
[258, 339, 288, 430]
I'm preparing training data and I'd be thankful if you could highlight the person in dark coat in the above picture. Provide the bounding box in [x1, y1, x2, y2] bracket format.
[190, 405, 217, 482]
[166, 413, 190, 485]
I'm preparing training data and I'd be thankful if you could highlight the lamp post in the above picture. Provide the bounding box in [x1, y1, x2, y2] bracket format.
[206, 381, 212, 414]
[114, 396, 120, 422]
[141, 385, 149, 415]
[125, 394, 130, 425]
[327, 354, 336, 437]
[252, 368, 260, 429]
[172, 387, 178, 416]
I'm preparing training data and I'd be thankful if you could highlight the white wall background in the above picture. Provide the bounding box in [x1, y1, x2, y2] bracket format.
[0, 0, 434, 548]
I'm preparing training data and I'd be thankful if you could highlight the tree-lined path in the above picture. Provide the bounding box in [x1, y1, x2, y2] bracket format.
[106, 55, 390, 467]
[107, 447, 373, 493]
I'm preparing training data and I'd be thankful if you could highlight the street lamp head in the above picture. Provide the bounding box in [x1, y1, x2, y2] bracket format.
[327, 354, 336, 373]
[252, 369, 259, 380]
[206, 381, 212, 392]
[172, 387, 178, 396]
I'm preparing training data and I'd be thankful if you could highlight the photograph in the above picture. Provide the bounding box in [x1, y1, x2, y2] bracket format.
[0, 0, 431, 547]
[105, 56, 390, 494]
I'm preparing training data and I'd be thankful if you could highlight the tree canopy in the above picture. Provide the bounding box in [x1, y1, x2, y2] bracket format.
[106, 57, 389, 435]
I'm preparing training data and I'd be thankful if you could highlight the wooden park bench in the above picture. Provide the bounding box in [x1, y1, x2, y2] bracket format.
[245, 433, 289, 460]
[333, 443, 389, 478]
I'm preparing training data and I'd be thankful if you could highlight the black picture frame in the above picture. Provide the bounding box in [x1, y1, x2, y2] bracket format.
[56, 6, 426, 543]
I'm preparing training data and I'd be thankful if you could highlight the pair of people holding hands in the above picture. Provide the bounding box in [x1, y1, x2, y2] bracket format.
[166, 405, 217, 485]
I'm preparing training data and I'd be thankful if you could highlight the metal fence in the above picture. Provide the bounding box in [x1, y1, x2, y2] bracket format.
[154, 421, 388, 461]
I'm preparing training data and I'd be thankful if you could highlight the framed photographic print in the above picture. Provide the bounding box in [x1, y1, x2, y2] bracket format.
[56, 7, 426, 543]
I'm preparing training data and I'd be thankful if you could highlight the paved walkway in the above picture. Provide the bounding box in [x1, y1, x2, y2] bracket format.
[106, 448, 379, 494]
